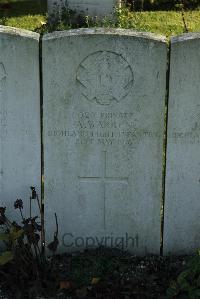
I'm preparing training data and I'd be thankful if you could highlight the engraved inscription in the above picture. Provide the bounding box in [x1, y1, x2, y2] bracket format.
[169, 131, 200, 144]
[79, 151, 128, 229]
[168, 104, 200, 144]
[0, 63, 6, 93]
[0, 111, 8, 139]
[76, 51, 134, 105]
[48, 111, 160, 146]
[0, 63, 7, 139]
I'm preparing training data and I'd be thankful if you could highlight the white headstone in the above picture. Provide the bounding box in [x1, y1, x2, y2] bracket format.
[43, 28, 167, 254]
[164, 33, 200, 254]
[0, 26, 41, 220]
[48, 0, 120, 18]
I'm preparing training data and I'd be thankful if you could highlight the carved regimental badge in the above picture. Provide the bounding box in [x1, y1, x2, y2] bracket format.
[76, 51, 134, 105]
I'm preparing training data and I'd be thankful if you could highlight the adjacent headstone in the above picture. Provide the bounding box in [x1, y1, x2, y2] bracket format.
[164, 33, 200, 254]
[48, 0, 120, 19]
[0, 26, 41, 220]
[43, 28, 167, 254]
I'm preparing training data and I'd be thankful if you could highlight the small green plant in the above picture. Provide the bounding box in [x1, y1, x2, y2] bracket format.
[0, 16, 7, 26]
[116, 5, 150, 32]
[167, 253, 200, 299]
[44, 1, 82, 33]
[0, 187, 59, 298]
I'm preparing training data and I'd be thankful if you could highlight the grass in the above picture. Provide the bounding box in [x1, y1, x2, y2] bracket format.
[118, 10, 200, 37]
[0, 0, 46, 31]
[0, 0, 200, 37]
[2, 14, 46, 31]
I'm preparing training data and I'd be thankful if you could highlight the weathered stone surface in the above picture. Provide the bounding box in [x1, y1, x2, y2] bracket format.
[164, 33, 200, 254]
[0, 26, 41, 220]
[48, 0, 120, 18]
[43, 28, 167, 254]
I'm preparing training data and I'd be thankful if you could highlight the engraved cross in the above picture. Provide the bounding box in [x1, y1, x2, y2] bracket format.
[78, 151, 128, 229]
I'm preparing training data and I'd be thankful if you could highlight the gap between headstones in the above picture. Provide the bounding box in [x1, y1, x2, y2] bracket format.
[160, 42, 171, 255]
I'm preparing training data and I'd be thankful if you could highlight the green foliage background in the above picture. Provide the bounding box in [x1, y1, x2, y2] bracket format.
[127, 0, 200, 10]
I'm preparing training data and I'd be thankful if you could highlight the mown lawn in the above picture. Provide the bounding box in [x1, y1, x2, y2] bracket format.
[0, 0, 200, 36]
[118, 10, 200, 37]
[0, 0, 46, 31]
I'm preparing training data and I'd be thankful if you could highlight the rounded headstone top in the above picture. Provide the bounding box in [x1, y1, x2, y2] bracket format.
[0, 25, 39, 40]
[43, 28, 166, 43]
[171, 32, 200, 43]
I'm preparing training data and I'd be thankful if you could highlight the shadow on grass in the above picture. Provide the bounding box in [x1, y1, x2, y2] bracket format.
[0, 0, 47, 17]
